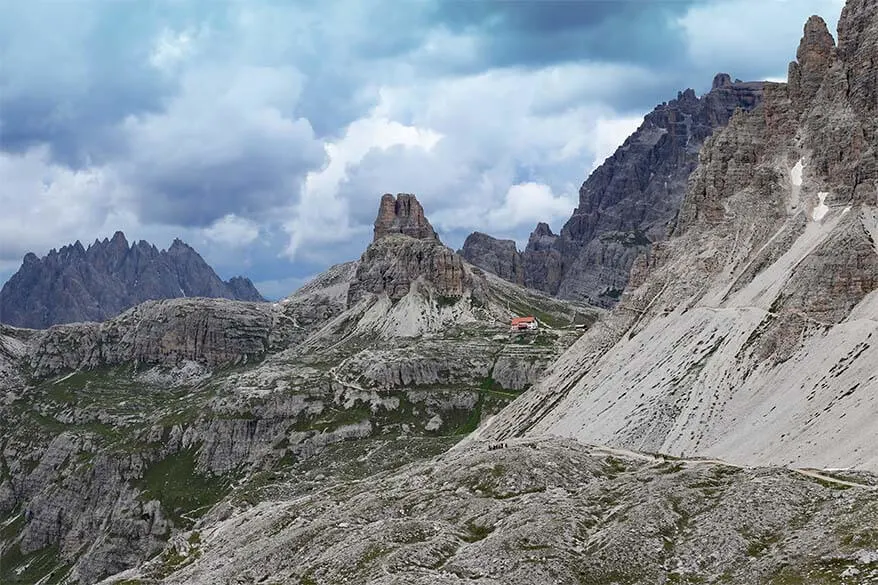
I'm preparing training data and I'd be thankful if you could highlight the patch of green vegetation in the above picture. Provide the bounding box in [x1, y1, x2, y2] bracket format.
[292, 404, 372, 433]
[600, 288, 624, 301]
[435, 295, 461, 308]
[656, 460, 686, 474]
[136, 449, 231, 528]
[602, 456, 628, 476]
[767, 557, 878, 585]
[155, 544, 201, 578]
[446, 394, 483, 435]
[353, 544, 389, 573]
[666, 574, 708, 584]
[0, 544, 70, 585]
[1, 511, 25, 543]
[744, 530, 781, 557]
[461, 520, 495, 542]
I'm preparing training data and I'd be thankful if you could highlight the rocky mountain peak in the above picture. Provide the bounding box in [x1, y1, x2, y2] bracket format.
[712, 72, 733, 89]
[460, 73, 764, 307]
[788, 15, 836, 107]
[458, 232, 525, 286]
[531, 222, 556, 239]
[350, 195, 472, 305]
[373, 193, 438, 242]
[0, 234, 265, 328]
[109, 230, 128, 247]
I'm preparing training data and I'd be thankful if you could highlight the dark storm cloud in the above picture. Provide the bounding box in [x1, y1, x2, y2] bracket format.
[0, 2, 176, 167]
[432, 0, 698, 67]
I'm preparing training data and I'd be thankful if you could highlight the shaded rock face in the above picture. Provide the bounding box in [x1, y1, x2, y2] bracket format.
[788, 16, 837, 108]
[373, 193, 438, 242]
[458, 232, 524, 286]
[464, 75, 764, 308]
[351, 195, 474, 304]
[522, 223, 563, 293]
[349, 235, 471, 304]
[549, 75, 765, 306]
[0, 232, 265, 329]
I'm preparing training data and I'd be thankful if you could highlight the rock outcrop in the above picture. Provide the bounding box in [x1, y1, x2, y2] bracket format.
[101, 440, 878, 585]
[464, 74, 765, 307]
[373, 193, 438, 242]
[458, 232, 525, 286]
[27, 298, 297, 378]
[0, 232, 265, 329]
[350, 194, 474, 306]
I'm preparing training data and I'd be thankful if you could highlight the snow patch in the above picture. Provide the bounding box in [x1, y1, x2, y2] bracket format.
[811, 192, 830, 221]
[790, 159, 804, 188]
[788, 158, 805, 211]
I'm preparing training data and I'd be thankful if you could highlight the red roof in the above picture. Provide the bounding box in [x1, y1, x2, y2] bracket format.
[511, 316, 536, 325]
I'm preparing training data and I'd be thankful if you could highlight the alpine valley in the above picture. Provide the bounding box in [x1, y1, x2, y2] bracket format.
[2, 2, 878, 585]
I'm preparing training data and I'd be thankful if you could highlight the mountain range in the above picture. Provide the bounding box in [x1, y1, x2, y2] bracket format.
[0, 232, 264, 329]
[1, 1, 877, 583]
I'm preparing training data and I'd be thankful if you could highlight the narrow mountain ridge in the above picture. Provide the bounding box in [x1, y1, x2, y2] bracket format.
[0, 232, 265, 329]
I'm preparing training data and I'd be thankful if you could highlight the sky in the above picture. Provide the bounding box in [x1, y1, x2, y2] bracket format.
[0, 0, 846, 299]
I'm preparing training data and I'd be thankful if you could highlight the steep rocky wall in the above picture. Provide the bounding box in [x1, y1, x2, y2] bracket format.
[27, 299, 297, 378]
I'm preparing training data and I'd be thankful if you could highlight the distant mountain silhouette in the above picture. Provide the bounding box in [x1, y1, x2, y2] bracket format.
[0, 231, 265, 328]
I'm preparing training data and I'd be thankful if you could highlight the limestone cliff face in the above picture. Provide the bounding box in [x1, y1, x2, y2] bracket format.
[373, 193, 438, 242]
[348, 235, 472, 304]
[521, 223, 564, 293]
[28, 298, 296, 378]
[482, 2, 878, 472]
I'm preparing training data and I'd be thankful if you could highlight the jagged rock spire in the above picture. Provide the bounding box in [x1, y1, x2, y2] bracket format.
[373, 193, 438, 242]
[788, 15, 836, 107]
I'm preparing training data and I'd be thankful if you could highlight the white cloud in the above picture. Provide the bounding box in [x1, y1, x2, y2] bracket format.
[675, 0, 843, 77]
[120, 64, 324, 225]
[149, 27, 203, 71]
[202, 214, 260, 247]
[301, 63, 650, 251]
[486, 182, 577, 229]
[0, 146, 137, 260]
[283, 115, 442, 258]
